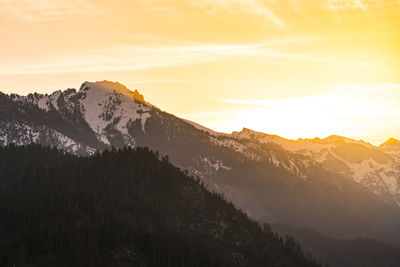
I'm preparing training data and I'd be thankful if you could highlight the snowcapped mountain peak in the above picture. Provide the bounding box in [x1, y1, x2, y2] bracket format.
[299, 135, 374, 148]
[9, 88, 63, 112]
[77, 81, 152, 145]
[1, 80, 157, 153]
[80, 81, 146, 104]
[232, 128, 278, 139]
[232, 127, 257, 137]
[381, 138, 400, 147]
[310, 135, 347, 144]
[380, 138, 400, 154]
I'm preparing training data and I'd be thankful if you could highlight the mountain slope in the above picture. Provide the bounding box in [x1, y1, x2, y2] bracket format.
[273, 224, 400, 267]
[1, 81, 400, 249]
[0, 144, 322, 267]
[231, 128, 400, 205]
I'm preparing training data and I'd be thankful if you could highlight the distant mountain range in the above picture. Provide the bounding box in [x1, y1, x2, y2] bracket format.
[1, 81, 400, 265]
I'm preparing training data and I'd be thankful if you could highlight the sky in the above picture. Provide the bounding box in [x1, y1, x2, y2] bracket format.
[0, 0, 399, 145]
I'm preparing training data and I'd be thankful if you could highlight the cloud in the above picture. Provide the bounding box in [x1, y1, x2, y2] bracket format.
[321, 83, 400, 92]
[0, 34, 378, 76]
[262, 36, 331, 46]
[326, 0, 367, 10]
[193, 0, 284, 28]
[222, 95, 343, 108]
[0, 0, 96, 21]
[221, 92, 400, 117]
[0, 43, 315, 75]
[3, 0, 398, 23]
[181, 110, 240, 118]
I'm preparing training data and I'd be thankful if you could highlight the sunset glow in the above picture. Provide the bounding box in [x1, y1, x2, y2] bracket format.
[1, 0, 399, 144]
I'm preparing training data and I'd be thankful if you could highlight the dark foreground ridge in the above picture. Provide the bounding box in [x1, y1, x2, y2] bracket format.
[0, 144, 322, 267]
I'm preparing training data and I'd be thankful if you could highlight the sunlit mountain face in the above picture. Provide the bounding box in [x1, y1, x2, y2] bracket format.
[1, 0, 399, 145]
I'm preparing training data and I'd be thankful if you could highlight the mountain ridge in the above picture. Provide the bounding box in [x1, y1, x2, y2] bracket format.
[3, 81, 398, 148]
[1, 80, 400, 251]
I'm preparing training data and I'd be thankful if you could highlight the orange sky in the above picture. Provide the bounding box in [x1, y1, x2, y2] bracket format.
[0, 0, 399, 145]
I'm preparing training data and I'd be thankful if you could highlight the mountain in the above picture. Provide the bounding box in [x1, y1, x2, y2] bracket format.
[1, 81, 400, 249]
[380, 138, 400, 154]
[231, 128, 400, 205]
[0, 144, 322, 267]
[0, 81, 149, 153]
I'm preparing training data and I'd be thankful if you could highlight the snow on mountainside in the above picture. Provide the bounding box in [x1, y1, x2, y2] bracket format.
[0, 120, 94, 154]
[10, 90, 62, 111]
[228, 127, 400, 205]
[380, 138, 400, 155]
[79, 81, 151, 145]
[5, 81, 153, 150]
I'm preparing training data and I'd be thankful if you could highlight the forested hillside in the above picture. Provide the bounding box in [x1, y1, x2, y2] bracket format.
[0, 144, 322, 267]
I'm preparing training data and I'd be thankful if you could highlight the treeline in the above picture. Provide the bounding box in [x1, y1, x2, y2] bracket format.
[0, 144, 323, 267]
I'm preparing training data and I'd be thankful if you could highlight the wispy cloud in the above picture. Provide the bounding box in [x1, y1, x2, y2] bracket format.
[321, 83, 400, 92]
[194, 0, 284, 28]
[0, 43, 316, 75]
[181, 110, 240, 118]
[0, 0, 96, 21]
[221, 93, 400, 117]
[0, 37, 375, 75]
[222, 95, 345, 109]
[128, 79, 188, 84]
[3, 0, 398, 23]
[326, 0, 367, 10]
[262, 36, 331, 46]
